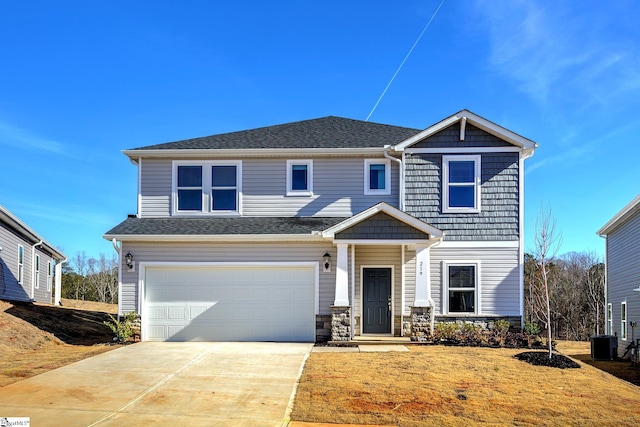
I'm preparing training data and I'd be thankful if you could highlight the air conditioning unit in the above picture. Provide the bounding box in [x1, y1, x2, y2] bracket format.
[591, 335, 618, 361]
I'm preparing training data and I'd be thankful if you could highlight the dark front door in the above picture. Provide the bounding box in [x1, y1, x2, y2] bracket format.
[363, 268, 392, 334]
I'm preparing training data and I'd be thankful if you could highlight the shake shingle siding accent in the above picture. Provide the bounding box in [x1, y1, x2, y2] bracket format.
[410, 123, 514, 149]
[335, 213, 430, 240]
[404, 152, 520, 241]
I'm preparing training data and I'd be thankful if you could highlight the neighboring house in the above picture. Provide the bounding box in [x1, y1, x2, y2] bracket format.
[0, 204, 66, 305]
[104, 110, 538, 342]
[597, 194, 640, 356]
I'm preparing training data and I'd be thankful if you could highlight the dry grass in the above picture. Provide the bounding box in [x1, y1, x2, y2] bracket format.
[0, 298, 120, 387]
[292, 342, 640, 426]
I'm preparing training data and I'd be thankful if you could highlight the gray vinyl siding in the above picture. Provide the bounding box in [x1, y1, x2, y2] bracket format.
[140, 159, 172, 217]
[0, 223, 32, 301]
[604, 210, 640, 355]
[404, 151, 520, 241]
[0, 225, 54, 304]
[430, 245, 520, 316]
[138, 157, 399, 218]
[119, 241, 337, 315]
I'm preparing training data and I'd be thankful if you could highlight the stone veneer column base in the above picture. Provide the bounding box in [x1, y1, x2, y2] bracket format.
[330, 305, 351, 341]
[410, 306, 432, 342]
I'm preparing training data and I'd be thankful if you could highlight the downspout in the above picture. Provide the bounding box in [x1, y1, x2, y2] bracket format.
[31, 240, 43, 300]
[384, 146, 403, 210]
[54, 258, 67, 306]
[112, 238, 122, 321]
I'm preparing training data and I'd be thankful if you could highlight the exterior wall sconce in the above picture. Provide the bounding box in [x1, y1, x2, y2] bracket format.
[125, 252, 134, 270]
[323, 252, 331, 273]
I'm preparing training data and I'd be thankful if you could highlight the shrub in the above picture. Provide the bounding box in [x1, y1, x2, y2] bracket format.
[433, 322, 460, 343]
[104, 311, 139, 343]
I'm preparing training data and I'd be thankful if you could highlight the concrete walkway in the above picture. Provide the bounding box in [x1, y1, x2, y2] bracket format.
[0, 342, 312, 426]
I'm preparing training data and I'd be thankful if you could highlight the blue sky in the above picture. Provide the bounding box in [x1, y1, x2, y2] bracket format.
[1, 1, 638, 262]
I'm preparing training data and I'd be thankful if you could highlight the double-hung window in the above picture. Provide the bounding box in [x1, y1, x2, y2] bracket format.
[621, 301, 628, 340]
[286, 160, 313, 196]
[442, 155, 481, 213]
[34, 255, 40, 289]
[18, 245, 24, 284]
[47, 261, 52, 292]
[444, 262, 480, 314]
[364, 159, 391, 195]
[607, 303, 612, 335]
[174, 161, 242, 214]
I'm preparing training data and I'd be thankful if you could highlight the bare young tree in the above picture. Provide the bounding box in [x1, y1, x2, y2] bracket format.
[533, 205, 562, 358]
[73, 251, 88, 300]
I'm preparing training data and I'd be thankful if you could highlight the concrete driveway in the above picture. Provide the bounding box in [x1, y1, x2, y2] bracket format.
[0, 342, 313, 426]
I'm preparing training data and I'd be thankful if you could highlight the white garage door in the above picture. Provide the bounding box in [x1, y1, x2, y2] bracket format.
[144, 265, 316, 342]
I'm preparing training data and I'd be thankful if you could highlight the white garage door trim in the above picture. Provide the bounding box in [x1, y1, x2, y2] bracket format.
[138, 261, 319, 342]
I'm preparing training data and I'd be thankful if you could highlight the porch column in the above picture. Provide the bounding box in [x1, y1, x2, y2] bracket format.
[333, 243, 349, 306]
[414, 244, 431, 306]
[54, 261, 63, 306]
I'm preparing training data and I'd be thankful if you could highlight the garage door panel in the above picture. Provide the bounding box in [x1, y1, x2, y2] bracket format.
[145, 265, 315, 342]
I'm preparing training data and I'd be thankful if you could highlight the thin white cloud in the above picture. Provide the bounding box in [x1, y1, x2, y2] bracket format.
[10, 200, 114, 227]
[0, 120, 75, 157]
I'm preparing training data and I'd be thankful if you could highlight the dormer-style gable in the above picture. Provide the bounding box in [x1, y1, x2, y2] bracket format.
[391, 110, 537, 158]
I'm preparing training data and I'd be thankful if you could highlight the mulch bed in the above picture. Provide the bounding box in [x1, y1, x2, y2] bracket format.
[515, 351, 581, 369]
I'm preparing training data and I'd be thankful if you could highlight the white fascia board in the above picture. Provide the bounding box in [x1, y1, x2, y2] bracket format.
[103, 233, 325, 243]
[392, 110, 538, 155]
[333, 239, 434, 245]
[405, 147, 522, 154]
[322, 202, 443, 239]
[597, 194, 640, 236]
[122, 147, 389, 160]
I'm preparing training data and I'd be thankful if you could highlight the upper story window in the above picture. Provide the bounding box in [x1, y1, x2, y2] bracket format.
[444, 262, 480, 314]
[173, 161, 242, 215]
[18, 245, 24, 284]
[364, 159, 391, 195]
[442, 155, 481, 213]
[286, 160, 313, 196]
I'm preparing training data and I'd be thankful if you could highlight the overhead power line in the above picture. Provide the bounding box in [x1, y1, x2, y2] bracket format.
[365, 0, 446, 121]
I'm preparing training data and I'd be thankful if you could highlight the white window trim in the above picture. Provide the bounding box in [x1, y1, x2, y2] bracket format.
[364, 159, 391, 195]
[621, 301, 627, 341]
[18, 245, 24, 284]
[34, 254, 40, 289]
[442, 154, 481, 213]
[286, 160, 313, 196]
[47, 261, 52, 292]
[172, 160, 242, 216]
[607, 302, 613, 335]
[442, 261, 481, 315]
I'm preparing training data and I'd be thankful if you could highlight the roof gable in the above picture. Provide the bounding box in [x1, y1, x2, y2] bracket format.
[322, 202, 443, 240]
[597, 194, 640, 236]
[392, 110, 538, 158]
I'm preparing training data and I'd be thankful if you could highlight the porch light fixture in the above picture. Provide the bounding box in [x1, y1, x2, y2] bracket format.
[125, 252, 134, 269]
[323, 252, 331, 273]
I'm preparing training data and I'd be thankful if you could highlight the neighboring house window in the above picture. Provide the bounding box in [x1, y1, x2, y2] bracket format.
[173, 161, 242, 214]
[607, 303, 612, 335]
[286, 160, 313, 196]
[444, 262, 480, 314]
[47, 261, 52, 292]
[364, 159, 391, 195]
[621, 301, 627, 340]
[34, 255, 40, 289]
[18, 245, 23, 284]
[442, 155, 481, 213]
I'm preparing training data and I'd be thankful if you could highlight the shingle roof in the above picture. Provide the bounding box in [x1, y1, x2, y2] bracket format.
[129, 116, 420, 150]
[104, 216, 348, 236]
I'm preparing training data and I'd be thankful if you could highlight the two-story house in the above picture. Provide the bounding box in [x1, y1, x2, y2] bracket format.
[104, 110, 537, 342]
[1, 204, 66, 305]
[598, 194, 640, 357]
